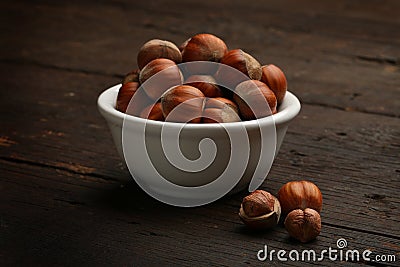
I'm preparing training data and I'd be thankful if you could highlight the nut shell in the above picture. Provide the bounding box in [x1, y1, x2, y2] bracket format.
[116, 82, 139, 113]
[239, 194, 281, 229]
[139, 58, 183, 100]
[182, 33, 228, 62]
[278, 180, 323, 215]
[205, 97, 238, 113]
[116, 82, 152, 116]
[161, 85, 205, 123]
[220, 49, 262, 80]
[202, 107, 240, 123]
[137, 39, 182, 69]
[233, 80, 277, 120]
[185, 75, 223, 98]
[284, 208, 321, 243]
[139, 102, 164, 121]
[261, 64, 287, 105]
[242, 190, 276, 217]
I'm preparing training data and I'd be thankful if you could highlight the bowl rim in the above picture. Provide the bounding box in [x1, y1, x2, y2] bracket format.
[98, 84, 301, 129]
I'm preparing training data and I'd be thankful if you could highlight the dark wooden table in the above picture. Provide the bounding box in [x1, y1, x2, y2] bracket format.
[1, 0, 399, 266]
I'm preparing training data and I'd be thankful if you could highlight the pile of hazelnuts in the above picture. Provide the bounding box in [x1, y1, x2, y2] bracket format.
[239, 181, 323, 243]
[116, 33, 287, 123]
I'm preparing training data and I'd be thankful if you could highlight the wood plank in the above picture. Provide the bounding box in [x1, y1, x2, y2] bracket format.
[1, 0, 399, 265]
[1, 1, 399, 116]
[1, 160, 399, 266]
[0, 63, 123, 180]
[0, 63, 399, 238]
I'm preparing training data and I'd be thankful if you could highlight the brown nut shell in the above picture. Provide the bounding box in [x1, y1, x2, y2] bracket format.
[205, 97, 238, 114]
[182, 33, 228, 62]
[139, 58, 183, 100]
[161, 85, 205, 123]
[278, 180, 323, 215]
[185, 75, 223, 98]
[261, 64, 287, 105]
[137, 39, 182, 69]
[220, 49, 262, 80]
[116, 82, 139, 113]
[284, 208, 321, 243]
[139, 102, 164, 121]
[239, 194, 281, 230]
[202, 107, 240, 123]
[233, 80, 277, 120]
[242, 190, 276, 217]
[116, 82, 151, 116]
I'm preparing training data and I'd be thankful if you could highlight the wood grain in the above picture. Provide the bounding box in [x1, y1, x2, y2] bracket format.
[1, 160, 399, 266]
[1, 0, 399, 116]
[0, 0, 399, 266]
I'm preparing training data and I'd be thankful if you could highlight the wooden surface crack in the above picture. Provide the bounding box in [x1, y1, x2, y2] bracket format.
[323, 222, 400, 240]
[356, 55, 399, 66]
[0, 58, 123, 79]
[0, 156, 120, 183]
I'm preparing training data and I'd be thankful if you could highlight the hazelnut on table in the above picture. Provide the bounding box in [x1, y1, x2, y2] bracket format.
[239, 190, 281, 229]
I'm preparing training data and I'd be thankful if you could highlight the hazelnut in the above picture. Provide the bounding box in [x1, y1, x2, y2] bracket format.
[116, 82, 151, 116]
[233, 80, 277, 120]
[182, 33, 228, 62]
[116, 82, 139, 113]
[122, 69, 140, 84]
[137, 39, 182, 69]
[202, 107, 240, 123]
[139, 58, 183, 100]
[261, 64, 287, 105]
[284, 208, 321, 243]
[139, 102, 164, 121]
[185, 75, 223, 98]
[205, 97, 238, 114]
[220, 49, 262, 80]
[239, 190, 281, 229]
[161, 85, 205, 123]
[278, 180, 323, 215]
[242, 190, 275, 217]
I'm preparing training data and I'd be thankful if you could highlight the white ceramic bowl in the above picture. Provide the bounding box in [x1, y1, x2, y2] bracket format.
[98, 84, 300, 205]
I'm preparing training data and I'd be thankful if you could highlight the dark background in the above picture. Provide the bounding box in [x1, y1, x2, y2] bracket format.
[1, 0, 399, 266]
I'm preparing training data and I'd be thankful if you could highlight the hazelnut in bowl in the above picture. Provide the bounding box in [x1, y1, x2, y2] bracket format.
[98, 34, 300, 206]
[97, 77, 300, 206]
